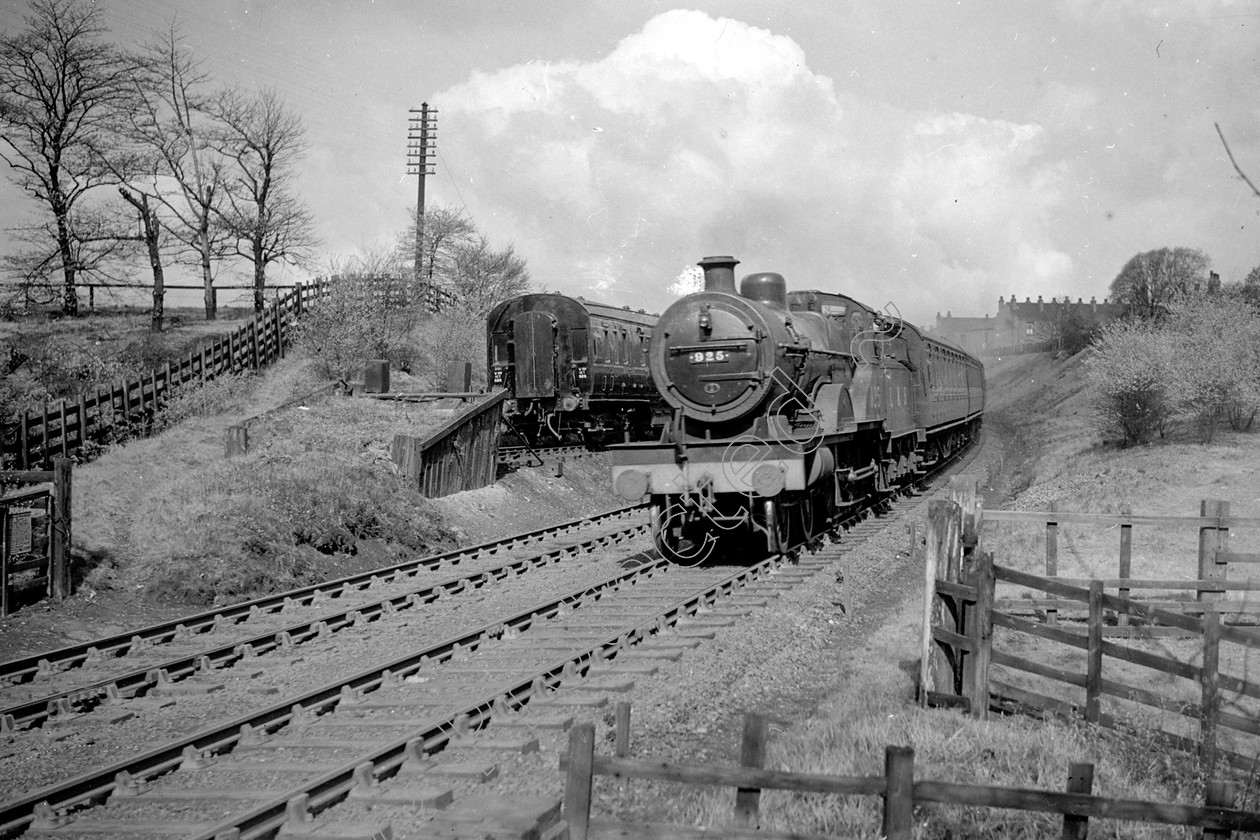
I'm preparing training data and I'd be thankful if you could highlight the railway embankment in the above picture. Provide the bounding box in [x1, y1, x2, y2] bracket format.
[3, 347, 1258, 837]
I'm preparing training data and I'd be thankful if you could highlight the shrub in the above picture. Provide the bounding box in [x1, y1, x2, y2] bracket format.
[412, 305, 488, 390]
[155, 372, 256, 430]
[1164, 291, 1260, 440]
[1086, 319, 1177, 445]
[294, 274, 427, 379]
[142, 459, 455, 604]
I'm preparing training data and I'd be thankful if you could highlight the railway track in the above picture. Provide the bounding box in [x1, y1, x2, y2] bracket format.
[496, 444, 592, 467]
[0, 506, 647, 735]
[0, 438, 985, 839]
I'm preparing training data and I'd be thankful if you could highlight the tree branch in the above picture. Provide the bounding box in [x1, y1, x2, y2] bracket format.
[1215, 122, 1260, 199]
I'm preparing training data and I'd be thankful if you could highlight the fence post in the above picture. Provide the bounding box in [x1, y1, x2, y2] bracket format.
[614, 701, 630, 758]
[1201, 605, 1220, 775]
[51, 457, 72, 601]
[949, 477, 981, 563]
[883, 746, 914, 840]
[1118, 504, 1132, 626]
[563, 722, 595, 840]
[920, 501, 960, 702]
[19, 409, 29, 469]
[966, 551, 994, 719]
[1062, 762, 1094, 840]
[1198, 499, 1229, 603]
[1086, 581, 1103, 723]
[1, 501, 9, 617]
[1204, 779, 1236, 840]
[225, 426, 249, 458]
[1045, 502, 1058, 626]
[734, 712, 767, 827]
[75, 396, 86, 449]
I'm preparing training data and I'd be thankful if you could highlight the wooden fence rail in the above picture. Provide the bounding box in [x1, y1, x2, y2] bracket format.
[925, 496, 1260, 775]
[0, 459, 71, 616]
[562, 712, 1260, 839]
[0, 281, 327, 470]
[390, 390, 506, 498]
[983, 502, 1260, 615]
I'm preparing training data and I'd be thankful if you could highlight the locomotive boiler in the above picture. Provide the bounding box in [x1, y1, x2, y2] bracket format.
[608, 256, 985, 563]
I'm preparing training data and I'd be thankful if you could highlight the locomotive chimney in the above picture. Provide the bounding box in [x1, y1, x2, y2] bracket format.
[697, 255, 739, 294]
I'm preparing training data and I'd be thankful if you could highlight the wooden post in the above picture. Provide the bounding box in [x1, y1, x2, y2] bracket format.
[564, 722, 595, 840]
[920, 512, 941, 705]
[1198, 499, 1229, 603]
[949, 477, 981, 563]
[225, 425, 249, 458]
[920, 501, 961, 702]
[1, 502, 9, 617]
[75, 397, 86, 450]
[1061, 762, 1094, 840]
[19, 410, 29, 469]
[966, 552, 994, 720]
[1118, 504, 1132, 626]
[882, 746, 914, 840]
[734, 712, 768, 827]
[51, 458, 72, 601]
[614, 701, 630, 758]
[1204, 779, 1236, 840]
[274, 305, 285, 359]
[55, 398, 67, 457]
[1201, 606, 1220, 775]
[1085, 581, 1103, 723]
[1045, 502, 1058, 626]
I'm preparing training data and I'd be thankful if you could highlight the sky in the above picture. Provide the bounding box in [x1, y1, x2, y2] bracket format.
[1, 0, 1258, 325]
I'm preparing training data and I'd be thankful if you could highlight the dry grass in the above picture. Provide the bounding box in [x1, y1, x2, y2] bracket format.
[71, 351, 458, 604]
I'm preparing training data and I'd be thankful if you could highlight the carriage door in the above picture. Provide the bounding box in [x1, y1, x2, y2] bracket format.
[513, 311, 556, 397]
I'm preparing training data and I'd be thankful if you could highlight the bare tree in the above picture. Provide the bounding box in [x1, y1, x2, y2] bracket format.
[209, 87, 318, 312]
[124, 23, 228, 320]
[397, 204, 476, 286]
[0, 0, 137, 315]
[448, 236, 532, 314]
[1108, 247, 1210, 321]
[115, 186, 169, 329]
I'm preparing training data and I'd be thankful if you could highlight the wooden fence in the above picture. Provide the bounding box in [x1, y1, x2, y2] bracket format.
[0, 459, 71, 616]
[0, 281, 327, 470]
[562, 707, 1260, 839]
[924, 494, 1260, 775]
[390, 390, 505, 498]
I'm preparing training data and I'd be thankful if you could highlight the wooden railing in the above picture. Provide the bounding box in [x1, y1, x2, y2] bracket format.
[390, 390, 505, 498]
[562, 708, 1260, 839]
[0, 460, 71, 616]
[1, 281, 327, 470]
[924, 494, 1260, 775]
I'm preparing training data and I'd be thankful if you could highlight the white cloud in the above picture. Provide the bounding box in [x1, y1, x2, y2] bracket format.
[435, 10, 1077, 324]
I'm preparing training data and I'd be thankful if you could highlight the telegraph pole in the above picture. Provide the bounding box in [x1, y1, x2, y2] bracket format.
[407, 103, 438, 304]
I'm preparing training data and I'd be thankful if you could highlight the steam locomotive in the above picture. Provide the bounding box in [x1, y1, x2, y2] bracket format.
[608, 256, 985, 563]
[487, 293, 665, 446]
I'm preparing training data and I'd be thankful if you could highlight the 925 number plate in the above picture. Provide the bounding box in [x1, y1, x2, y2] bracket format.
[689, 350, 729, 364]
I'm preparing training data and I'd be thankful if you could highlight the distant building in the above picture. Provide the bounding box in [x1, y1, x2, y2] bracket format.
[932, 295, 1129, 355]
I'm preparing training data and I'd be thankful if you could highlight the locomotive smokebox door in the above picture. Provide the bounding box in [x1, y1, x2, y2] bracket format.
[513, 311, 556, 397]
